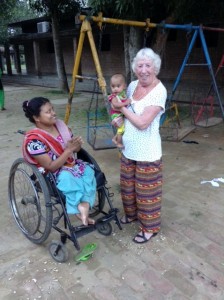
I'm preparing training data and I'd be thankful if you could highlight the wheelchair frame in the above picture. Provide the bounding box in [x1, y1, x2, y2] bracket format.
[8, 148, 122, 262]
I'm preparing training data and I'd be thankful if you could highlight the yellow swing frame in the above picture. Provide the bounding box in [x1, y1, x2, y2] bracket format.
[64, 13, 159, 124]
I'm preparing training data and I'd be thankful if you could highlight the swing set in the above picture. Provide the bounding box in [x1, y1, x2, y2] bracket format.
[165, 24, 224, 130]
[64, 13, 224, 148]
[192, 41, 224, 127]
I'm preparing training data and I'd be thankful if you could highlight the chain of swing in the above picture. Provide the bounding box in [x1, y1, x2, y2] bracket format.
[87, 24, 116, 150]
[87, 25, 159, 149]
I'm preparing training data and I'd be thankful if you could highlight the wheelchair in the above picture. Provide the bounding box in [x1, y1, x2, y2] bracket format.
[8, 148, 122, 262]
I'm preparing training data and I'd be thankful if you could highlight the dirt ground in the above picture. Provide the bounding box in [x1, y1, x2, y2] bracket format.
[1, 84, 224, 300]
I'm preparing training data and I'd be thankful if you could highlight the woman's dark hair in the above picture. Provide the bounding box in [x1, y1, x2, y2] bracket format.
[22, 97, 50, 123]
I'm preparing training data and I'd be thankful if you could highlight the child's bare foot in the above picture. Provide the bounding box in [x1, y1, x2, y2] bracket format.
[116, 142, 124, 149]
[112, 137, 118, 145]
[78, 202, 90, 226]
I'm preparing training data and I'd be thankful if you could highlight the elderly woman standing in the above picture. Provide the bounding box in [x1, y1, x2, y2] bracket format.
[114, 48, 167, 243]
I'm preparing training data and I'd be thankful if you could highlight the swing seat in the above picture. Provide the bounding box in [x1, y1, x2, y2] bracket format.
[191, 95, 222, 127]
[87, 111, 117, 150]
[160, 103, 180, 127]
[160, 102, 195, 141]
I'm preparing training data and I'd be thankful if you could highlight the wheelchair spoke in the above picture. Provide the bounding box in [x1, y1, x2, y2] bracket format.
[9, 159, 52, 244]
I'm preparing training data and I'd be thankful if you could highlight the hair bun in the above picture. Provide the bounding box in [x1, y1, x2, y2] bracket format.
[22, 100, 29, 112]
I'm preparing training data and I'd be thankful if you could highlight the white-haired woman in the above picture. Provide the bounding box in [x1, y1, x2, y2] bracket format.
[113, 48, 167, 243]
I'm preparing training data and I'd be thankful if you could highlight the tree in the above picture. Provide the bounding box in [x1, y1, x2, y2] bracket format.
[29, 0, 84, 92]
[88, 0, 224, 82]
[0, 0, 37, 44]
[0, 0, 37, 74]
[0, 0, 16, 44]
[0, 0, 36, 44]
[88, 0, 169, 81]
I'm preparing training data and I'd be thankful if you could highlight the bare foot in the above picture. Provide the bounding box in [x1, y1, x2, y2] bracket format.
[112, 137, 118, 145]
[76, 214, 95, 225]
[116, 142, 124, 149]
[87, 218, 95, 225]
[78, 202, 90, 226]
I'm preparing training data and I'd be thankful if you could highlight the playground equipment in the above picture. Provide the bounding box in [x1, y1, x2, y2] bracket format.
[65, 13, 224, 144]
[161, 24, 224, 139]
[64, 13, 156, 149]
[192, 53, 224, 127]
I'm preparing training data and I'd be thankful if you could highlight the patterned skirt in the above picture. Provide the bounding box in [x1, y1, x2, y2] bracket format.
[120, 154, 163, 233]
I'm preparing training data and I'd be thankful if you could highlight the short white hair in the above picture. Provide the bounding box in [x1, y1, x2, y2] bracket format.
[132, 48, 161, 76]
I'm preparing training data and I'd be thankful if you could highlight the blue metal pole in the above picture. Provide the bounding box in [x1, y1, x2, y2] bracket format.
[166, 29, 198, 106]
[158, 24, 199, 31]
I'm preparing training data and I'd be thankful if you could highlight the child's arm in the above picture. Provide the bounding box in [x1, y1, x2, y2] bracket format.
[111, 96, 131, 108]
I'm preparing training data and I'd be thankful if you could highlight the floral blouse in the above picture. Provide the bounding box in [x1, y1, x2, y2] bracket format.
[26, 134, 89, 178]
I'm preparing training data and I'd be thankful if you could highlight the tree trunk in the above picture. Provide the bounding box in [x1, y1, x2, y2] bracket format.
[152, 15, 175, 59]
[123, 26, 142, 83]
[51, 12, 69, 93]
[123, 26, 131, 84]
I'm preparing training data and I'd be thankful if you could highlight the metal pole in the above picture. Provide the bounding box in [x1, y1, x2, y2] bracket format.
[199, 27, 224, 118]
[64, 20, 87, 124]
[166, 29, 198, 106]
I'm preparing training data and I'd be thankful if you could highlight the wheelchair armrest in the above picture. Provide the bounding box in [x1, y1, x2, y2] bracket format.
[77, 148, 106, 189]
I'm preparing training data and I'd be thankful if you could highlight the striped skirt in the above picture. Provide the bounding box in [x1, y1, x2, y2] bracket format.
[120, 154, 163, 233]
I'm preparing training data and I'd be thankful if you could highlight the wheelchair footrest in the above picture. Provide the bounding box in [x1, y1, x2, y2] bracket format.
[95, 208, 119, 225]
[73, 224, 96, 238]
[70, 207, 120, 238]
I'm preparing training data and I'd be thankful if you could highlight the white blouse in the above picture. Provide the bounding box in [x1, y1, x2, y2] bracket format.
[122, 80, 167, 162]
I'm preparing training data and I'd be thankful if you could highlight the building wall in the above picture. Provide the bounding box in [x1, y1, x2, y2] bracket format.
[63, 37, 76, 74]
[11, 24, 224, 88]
[24, 41, 35, 74]
[66, 27, 224, 84]
[39, 40, 57, 73]
[79, 30, 125, 78]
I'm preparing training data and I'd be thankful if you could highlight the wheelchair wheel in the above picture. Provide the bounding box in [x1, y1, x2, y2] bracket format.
[48, 240, 69, 263]
[78, 149, 106, 218]
[8, 158, 53, 244]
[97, 222, 112, 236]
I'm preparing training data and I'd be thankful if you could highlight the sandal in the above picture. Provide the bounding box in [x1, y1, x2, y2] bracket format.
[120, 215, 137, 224]
[74, 243, 97, 262]
[132, 231, 157, 244]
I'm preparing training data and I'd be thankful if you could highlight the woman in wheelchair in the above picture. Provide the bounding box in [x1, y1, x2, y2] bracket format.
[22, 97, 96, 226]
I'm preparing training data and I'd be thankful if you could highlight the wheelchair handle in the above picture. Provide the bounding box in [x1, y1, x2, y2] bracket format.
[17, 130, 26, 135]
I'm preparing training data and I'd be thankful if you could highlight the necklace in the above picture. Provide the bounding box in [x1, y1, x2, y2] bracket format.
[133, 79, 158, 101]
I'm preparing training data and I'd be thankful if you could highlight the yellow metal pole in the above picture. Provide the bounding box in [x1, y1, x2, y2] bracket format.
[86, 26, 106, 93]
[64, 20, 87, 124]
[79, 14, 157, 29]
[64, 14, 156, 124]
[86, 23, 110, 115]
